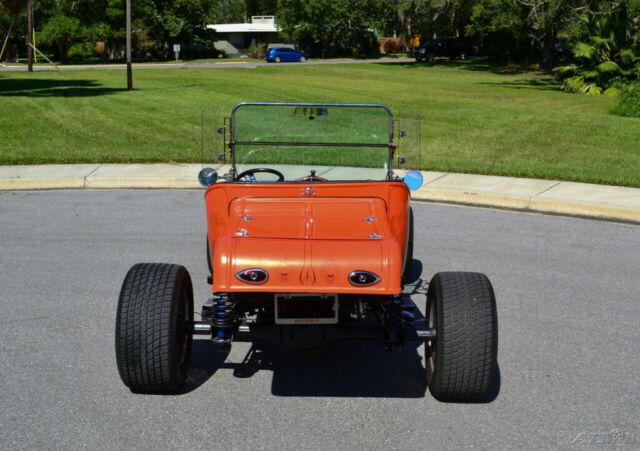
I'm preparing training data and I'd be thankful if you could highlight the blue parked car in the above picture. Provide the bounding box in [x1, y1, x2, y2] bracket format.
[265, 47, 308, 63]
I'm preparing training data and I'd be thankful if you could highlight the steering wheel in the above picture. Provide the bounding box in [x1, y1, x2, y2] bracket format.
[295, 169, 328, 182]
[236, 168, 285, 182]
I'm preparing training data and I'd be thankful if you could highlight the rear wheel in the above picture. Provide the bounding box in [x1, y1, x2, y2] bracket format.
[425, 271, 498, 401]
[275, 56, 281, 63]
[115, 263, 194, 393]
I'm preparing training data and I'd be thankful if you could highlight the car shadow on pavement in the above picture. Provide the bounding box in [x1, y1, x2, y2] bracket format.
[179, 340, 231, 394]
[268, 340, 428, 398]
[181, 259, 500, 401]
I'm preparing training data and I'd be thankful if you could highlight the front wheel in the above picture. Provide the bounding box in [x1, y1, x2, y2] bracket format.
[115, 263, 194, 393]
[299, 56, 306, 62]
[425, 271, 498, 401]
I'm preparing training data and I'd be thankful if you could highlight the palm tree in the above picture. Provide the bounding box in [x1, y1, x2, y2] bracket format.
[555, 4, 639, 94]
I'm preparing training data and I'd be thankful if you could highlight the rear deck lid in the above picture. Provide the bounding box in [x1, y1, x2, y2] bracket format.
[228, 197, 390, 240]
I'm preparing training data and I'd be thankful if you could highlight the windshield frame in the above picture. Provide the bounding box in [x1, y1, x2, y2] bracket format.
[228, 102, 395, 181]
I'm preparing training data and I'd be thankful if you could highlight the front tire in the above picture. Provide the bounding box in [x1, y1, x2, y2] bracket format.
[425, 272, 498, 401]
[299, 56, 306, 62]
[115, 263, 194, 393]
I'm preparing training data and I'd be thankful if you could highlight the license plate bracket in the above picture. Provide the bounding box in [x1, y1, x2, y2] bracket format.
[274, 294, 338, 325]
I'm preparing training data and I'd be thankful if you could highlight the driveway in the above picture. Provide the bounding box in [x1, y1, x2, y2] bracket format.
[1, 190, 638, 448]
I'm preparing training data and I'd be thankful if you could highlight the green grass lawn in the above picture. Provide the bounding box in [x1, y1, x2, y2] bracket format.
[1, 61, 639, 186]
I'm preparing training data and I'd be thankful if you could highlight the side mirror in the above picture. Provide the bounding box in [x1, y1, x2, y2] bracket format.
[198, 167, 218, 187]
[404, 170, 423, 191]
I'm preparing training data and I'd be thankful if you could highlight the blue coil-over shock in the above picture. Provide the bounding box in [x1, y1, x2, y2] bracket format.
[203, 293, 236, 343]
[216, 298, 227, 340]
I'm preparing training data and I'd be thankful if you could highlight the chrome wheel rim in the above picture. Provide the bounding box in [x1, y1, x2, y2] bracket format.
[427, 298, 437, 373]
[175, 290, 189, 367]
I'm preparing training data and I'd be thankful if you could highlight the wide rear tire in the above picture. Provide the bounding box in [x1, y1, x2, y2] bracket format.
[115, 263, 194, 393]
[425, 271, 498, 401]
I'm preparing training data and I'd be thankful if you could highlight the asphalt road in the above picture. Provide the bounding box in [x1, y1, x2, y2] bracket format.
[0, 56, 414, 72]
[1, 190, 639, 449]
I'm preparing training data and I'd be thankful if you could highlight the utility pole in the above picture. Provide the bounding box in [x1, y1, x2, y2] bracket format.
[27, 0, 33, 72]
[126, 0, 132, 90]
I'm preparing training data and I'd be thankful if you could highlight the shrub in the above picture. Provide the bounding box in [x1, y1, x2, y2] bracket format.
[561, 76, 602, 95]
[610, 82, 640, 117]
[348, 29, 380, 58]
[378, 37, 407, 54]
[248, 43, 267, 59]
[68, 42, 99, 61]
[561, 76, 585, 93]
[604, 86, 621, 97]
[179, 43, 225, 60]
[553, 64, 577, 79]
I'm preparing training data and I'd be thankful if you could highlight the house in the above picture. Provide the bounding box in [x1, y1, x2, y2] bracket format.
[207, 16, 292, 56]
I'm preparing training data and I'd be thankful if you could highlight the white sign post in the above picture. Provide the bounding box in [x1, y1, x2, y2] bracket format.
[173, 44, 181, 66]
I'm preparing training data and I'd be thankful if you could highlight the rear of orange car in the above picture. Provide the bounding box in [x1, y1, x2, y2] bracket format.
[205, 181, 411, 296]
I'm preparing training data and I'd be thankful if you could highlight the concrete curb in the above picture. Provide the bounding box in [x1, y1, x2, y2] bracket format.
[1, 164, 639, 224]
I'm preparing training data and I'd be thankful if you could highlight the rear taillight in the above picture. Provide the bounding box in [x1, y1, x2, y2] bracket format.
[236, 268, 269, 284]
[348, 271, 380, 287]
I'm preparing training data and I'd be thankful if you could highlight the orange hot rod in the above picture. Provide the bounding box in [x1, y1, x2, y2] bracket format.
[115, 102, 498, 401]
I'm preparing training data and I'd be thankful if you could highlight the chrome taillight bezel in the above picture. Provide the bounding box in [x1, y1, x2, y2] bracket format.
[236, 268, 269, 284]
[348, 270, 381, 287]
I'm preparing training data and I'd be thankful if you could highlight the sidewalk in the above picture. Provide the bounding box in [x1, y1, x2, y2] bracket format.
[1, 163, 639, 224]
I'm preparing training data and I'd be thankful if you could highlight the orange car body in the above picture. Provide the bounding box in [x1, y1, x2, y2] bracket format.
[205, 181, 411, 296]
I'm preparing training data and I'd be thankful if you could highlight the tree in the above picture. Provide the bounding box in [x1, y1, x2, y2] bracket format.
[38, 13, 84, 63]
[467, 0, 531, 61]
[246, 0, 278, 16]
[0, 0, 25, 18]
[277, 0, 384, 57]
[556, 1, 640, 93]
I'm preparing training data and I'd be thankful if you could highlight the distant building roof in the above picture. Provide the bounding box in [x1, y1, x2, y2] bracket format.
[207, 16, 281, 33]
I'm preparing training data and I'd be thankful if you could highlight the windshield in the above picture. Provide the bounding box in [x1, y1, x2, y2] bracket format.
[230, 103, 393, 181]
